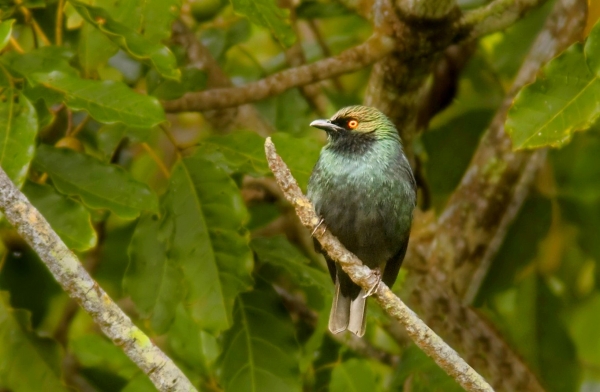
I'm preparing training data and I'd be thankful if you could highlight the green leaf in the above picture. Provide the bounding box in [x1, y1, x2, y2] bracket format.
[70, 334, 139, 379]
[196, 131, 269, 176]
[23, 181, 97, 251]
[0, 292, 69, 392]
[271, 133, 321, 190]
[568, 293, 600, 368]
[197, 131, 321, 189]
[78, 22, 118, 76]
[124, 213, 184, 333]
[163, 154, 253, 332]
[34, 145, 159, 219]
[69, 0, 180, 80]
[251, 236, 330, 296]
[147, 67, 207, 100]
[390, 345, 462, 391]
[230, 0, 295, 47]
[121, 373, 157, 392]
[329, 358, 378, 392]
[0, 90, 37, 188]
[167, 305, 220, 377]
[29, 71, 166, 128]
[219, 285, 301, 392]
[0, 20, 14, 52]
[506, 21, 600, 149]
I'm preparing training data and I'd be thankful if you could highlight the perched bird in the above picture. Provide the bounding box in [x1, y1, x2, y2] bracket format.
[307, 105, 416, 337]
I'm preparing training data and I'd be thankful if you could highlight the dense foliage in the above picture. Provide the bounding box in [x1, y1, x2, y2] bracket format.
[0, 0, 599, 391]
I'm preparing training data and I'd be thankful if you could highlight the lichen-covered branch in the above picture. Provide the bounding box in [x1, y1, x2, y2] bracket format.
[0, 168, 197, 392]
[264, 138, 493, 392]
[458, 0, 548, 40]
[428, 0, 588, 300]
[162, 34, 395, 113]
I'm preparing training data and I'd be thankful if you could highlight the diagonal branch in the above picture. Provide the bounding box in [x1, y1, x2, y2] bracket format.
[162, 34, 395, 113]
[458, 0, 548, 40]
[0, 167, 197, 392]
[264, 138, 493, 392]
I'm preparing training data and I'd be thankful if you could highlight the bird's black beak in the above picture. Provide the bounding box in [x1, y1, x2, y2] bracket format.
[310, 119, 344, 133]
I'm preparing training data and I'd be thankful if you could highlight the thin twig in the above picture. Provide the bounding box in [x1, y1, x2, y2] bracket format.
[264, 138, 493, 392]
[56, 0, 65, 46]
[0, 167, 197, 392]
[142, 142, 171, 179]
[163, 34, 395, 112]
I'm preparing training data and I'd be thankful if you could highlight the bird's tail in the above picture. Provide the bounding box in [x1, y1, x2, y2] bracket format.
[329, 280, 367, 337]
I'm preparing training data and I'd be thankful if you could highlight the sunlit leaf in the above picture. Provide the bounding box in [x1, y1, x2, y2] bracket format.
[230, 0, 295, 47]
[70, 0, 180, 80]
[163, 154, 253, 332]
[219, 285, 301, 392]
[0, 90, 37, 188]
[78, 22, 118, 76]
[34, 145, 159, 219]
[0, 292, 69, 392]
[70, 334, 138, 379]
[23, 181, 97, 251]
[506, 22, 600, 149]
[0, 20, 14, 51]
[390, 345, 462, 391]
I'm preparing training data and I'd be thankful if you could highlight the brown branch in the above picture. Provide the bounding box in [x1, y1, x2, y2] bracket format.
[264, 138, 493, 392]
[170, 20, 272, 136]
[163, 34, 395, 113]
[458, 0, 548, 40]
[428, 0, 588, 300]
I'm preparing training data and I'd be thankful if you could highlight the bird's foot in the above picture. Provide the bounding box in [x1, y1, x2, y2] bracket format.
[311, 217, 325, 236]
[363, 270, 382, 298]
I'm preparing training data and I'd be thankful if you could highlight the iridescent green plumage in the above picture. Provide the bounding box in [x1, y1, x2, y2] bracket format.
[307, 105, 416, 337]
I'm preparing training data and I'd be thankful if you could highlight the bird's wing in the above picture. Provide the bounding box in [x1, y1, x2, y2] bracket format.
[381, 235, 410, 288]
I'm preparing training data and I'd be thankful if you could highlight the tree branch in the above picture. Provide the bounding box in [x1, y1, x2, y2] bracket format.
[458, 0, 548, 40]
[0, 168, 196, 392]
[264, 138, 493, 392]
[162, 34, 395, 113]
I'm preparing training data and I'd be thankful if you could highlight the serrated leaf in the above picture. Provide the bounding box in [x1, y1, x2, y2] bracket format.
[230, 0, 295, 47]
[34, 145, 159, 219]
[0, 90, 37, 188]
[69, 0, 180, 80]
[506, 21, 600, 149]
[330, 359, 378, 392]
[219, 286, 301, 392]
[0, 292, 69, 392]
[164, 154, 253, 332]
[251, 236, 330, 295]
[0, 20, 14, 51]
[124, 213, 184, 333]
[23, 181, 97, 251]
[29, 70, 166, 128]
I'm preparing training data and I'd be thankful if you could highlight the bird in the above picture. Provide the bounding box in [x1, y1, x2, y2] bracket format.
[307, 105, 416, 337]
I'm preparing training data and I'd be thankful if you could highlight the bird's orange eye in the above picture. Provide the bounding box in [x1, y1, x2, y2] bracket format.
[347, 119, 359, 129]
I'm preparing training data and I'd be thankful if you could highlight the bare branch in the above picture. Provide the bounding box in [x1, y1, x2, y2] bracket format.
[428, 0, 588, 299]
[0, 168, 197, 392]
[264, 138, 493, 392]
[458, 0, 548, 40]
[163, 34, 395, 113]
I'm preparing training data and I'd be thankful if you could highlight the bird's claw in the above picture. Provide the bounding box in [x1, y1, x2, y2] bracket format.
[363, 271, 382, 298]
[311, 218, 325, 236]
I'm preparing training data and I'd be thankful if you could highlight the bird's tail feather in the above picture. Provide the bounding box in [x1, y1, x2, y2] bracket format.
[329, 281, 367, 337]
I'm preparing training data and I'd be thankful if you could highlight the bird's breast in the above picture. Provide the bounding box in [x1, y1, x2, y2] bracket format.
[307, 148, 414, 267]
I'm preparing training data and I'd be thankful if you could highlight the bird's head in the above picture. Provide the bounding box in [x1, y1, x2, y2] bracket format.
[310, 106, 399, 145]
